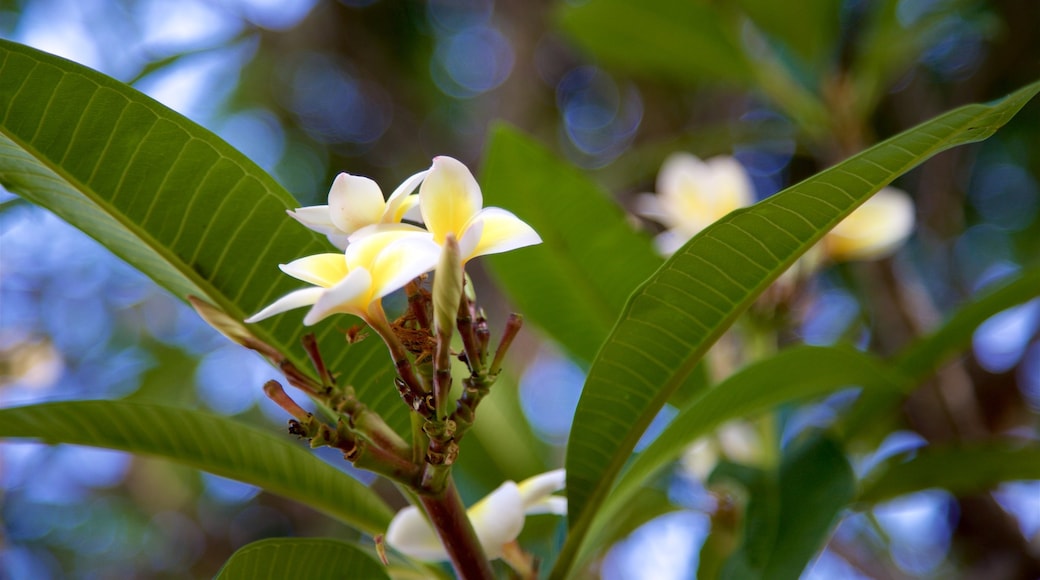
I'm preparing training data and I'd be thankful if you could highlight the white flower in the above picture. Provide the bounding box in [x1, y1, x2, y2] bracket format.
[288, 170, 427, 250]
[385, 469, 566, 562]
[416, 156, 542, 263]
[245, 229, 440, 326]
[822, 186, 915, 261]
[636, 153, 755, 256]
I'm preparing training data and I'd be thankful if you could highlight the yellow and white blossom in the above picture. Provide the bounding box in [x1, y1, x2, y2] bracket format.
[288, 170, 428, 250]
[635, 153, 755, 256]
[822, 186, 915, 262]
[385, 469, 566, 562]
[416, 156, 542, 262]
[245, 229, 440, 326]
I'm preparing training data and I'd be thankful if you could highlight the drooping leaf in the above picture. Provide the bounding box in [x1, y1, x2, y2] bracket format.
[0, 40, 408, 433]
[718, 434, 855, 580]
[858, 444, 1040, 505]
[557, 0, 753, 85]
[481, 124, 662, 363]
[216, 538, 389, 580]
[563, 346, 905, 571]
[554, 80, 1040, 579]
[0, 401, 393, 534]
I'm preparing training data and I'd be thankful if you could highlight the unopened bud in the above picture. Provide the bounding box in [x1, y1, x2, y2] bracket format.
[432, 233, 463, 340]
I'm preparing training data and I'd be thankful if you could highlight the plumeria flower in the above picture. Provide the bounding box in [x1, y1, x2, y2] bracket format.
[635, 153, 755, 256]
[245, 228, 440, 327]
[288, 170, 428, 250]
[822, 186, 915, 262]
[385, 469, 566, 562]
[681, 421, 764, 481]
[409, 155, 542, 263]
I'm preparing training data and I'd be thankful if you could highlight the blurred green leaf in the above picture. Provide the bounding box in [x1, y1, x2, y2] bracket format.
[557, 0, 753, 85]
[216, 537, 388, 580]
[555, 80, 1040, 579]
[481, 124, 662, 363]
[0, 40, 409, 434]
[736, 0, 841, 67]
[719, 435, 855, 579]
[843, 265, 1040, 441]
[859, 444, 1040, 505]
[565, 346, 905, 571]
[0, 401, 393, 535]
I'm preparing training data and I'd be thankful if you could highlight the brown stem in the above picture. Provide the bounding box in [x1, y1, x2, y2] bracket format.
[456, 295, 483, 375]
[418, 478, 494, 580]
[366, 302, 431, 416]
[490, 313, 523, 376]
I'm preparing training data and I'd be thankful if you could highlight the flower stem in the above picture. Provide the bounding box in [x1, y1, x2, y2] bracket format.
[418, 477, 494, 580]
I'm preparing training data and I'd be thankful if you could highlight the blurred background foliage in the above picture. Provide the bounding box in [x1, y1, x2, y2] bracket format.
[0, 0, 1038, 578]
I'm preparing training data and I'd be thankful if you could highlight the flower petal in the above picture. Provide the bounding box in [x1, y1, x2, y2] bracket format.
[467, 481, 526, 560]
[824, 187, 915, 261]
[463, 207, 542, 260]
[516, 469, 566, 510]
[385, 169, 429, 223]
[420, 156, 483, 243]
[369, 234, 441, 301]
[279, 253, 349, 288]
[346, 227, 431, 270]
[385, 506, 447, 562]
[328, 173, 387, 234]
[245, 287, 324, 323]
[303, 268, 372, 325]
[525, 496, 568, 517]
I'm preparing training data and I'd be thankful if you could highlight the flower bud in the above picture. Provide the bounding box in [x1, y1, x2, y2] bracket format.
[432, 233, 464, 339]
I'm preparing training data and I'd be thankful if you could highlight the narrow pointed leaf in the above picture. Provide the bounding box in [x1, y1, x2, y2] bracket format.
[555, 80, 1040, 579]
[564, 346, 905, 571]
[0, 40, 407, 433]
[217, 538, 389, 580]
[481, 124, 662, 362]
[859, 444, 1040, 505]
[0, 401, 393, 534]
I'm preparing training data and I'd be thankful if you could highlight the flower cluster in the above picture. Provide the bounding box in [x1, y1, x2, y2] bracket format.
[636, 152, 915, 261]
[246, 156, 541, 328]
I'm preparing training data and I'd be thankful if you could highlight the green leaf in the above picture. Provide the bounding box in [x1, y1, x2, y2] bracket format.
[557, 0, 753, 86]
[555, 80, 1040, 579]
[736, 0, 841, 67]
[842, 265, 1040, 441]
[562, 346, 905, 572]
[217, 538, 389, 580]
[0, 401, 393, 535]
[896, 265, 1040, 380]
[481, 124, 662, 363]
[719, 435, 855, 580]
[0, 40, 408, 433]
[858, 444, 1040, 505]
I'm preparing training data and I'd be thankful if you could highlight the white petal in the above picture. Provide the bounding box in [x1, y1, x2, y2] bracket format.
[278, 253, 348, 288]
[704, 156, 755, 211]
[302, 268, 372, 325]
[653, 230, 690, 257]
[467, 482, 526, 560]
[633, 193, 671, 224]
[385, 169, 429, 222]
[825, 187, 915, 261]
[525, 496, 568, 517]
[288, 206, 350, 250]
[516, 469, 566, 511]
[657, 153, 711, 203]
[369, 234, 441, 301]
[328, 173, 387, 234]
[420, 156, 483, 244]
[462, 207, 542, 260]
[245, 287, 324, 323]
[385, 506, 447, 562]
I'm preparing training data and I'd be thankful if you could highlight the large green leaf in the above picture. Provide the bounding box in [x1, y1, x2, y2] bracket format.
[481, 124, 662, 363]
[560, 346, 905, 572]
[0, 401, 393, 535]
[0, 40, 407, 433]
[555, 80, 1040, 579]
[557, 0, 753, 86]
[718, 435, 855, 580]
[858, 444, 1040, 505]
[216, 538, 389, 580]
